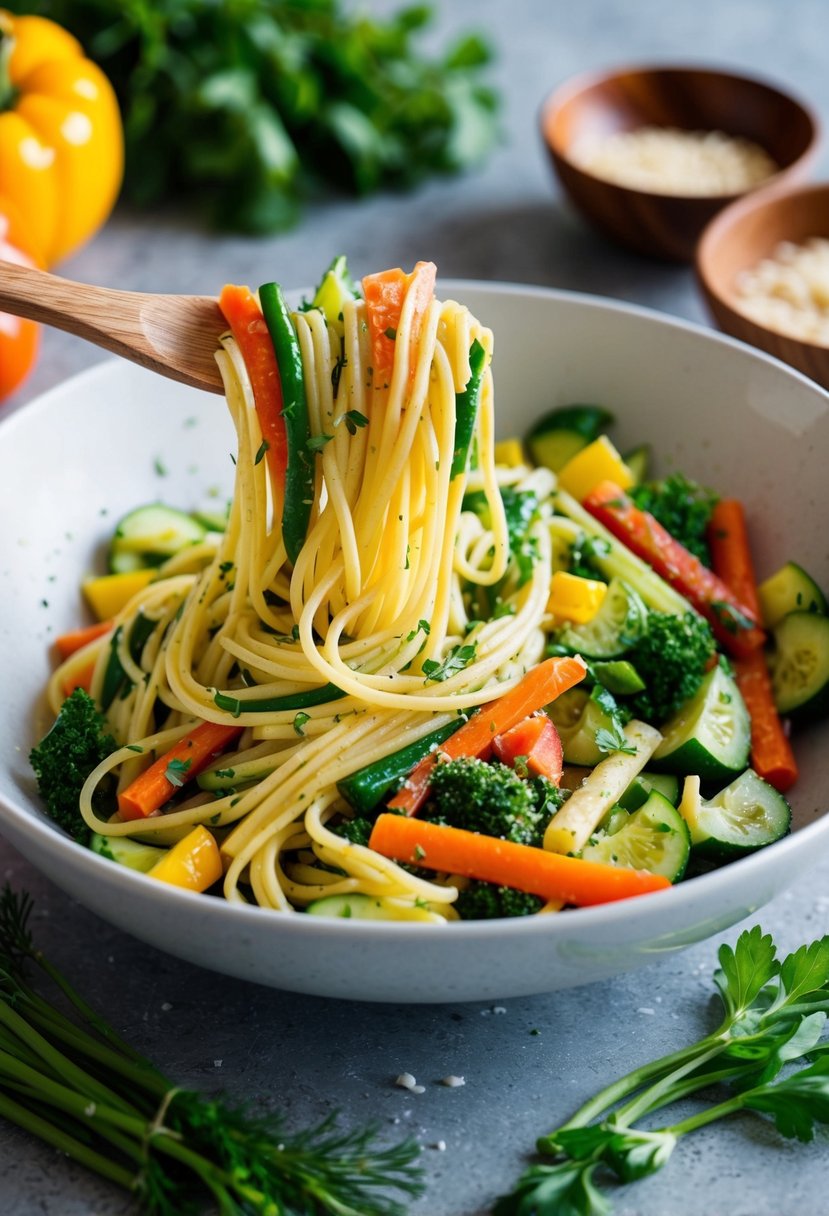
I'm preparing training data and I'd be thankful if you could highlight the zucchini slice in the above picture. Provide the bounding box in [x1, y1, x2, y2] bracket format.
[109, 505, 206, 574]
[546, 688, 618, 766]
[526, 404, 614, 473]
[90, 833, 166, 873]
[758, 562, 827, 630]
[582, 790, 690, 882]
[619, 771, 680, 812]
[771, 610, 829, 719]
[652, 664, 750, 781]
[591, 659, 646, 695]
[305, 894, 436, 922]
[678, 770, 791, 858]
[556, 577, 648, 659]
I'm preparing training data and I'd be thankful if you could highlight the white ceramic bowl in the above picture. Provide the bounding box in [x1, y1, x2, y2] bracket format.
[1, 282, 827, 1003]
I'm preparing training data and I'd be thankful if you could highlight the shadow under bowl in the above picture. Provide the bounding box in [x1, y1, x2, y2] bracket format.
[540, 64, 819, 262]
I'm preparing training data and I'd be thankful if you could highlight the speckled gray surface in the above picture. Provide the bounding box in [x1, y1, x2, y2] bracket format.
[3, 1, 829, 1213]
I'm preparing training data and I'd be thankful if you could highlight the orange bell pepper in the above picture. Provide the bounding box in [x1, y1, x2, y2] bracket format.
[0, 192, 41, 400]
[0, 11, 123, 266]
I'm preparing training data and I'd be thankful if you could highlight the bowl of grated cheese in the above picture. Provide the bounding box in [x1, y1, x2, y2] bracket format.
[697, 181, 829, 388]
[540, 64, 818, 262]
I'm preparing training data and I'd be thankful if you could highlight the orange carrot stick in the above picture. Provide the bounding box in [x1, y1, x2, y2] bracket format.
[62, 658, 97, 698]
[369, 814, 670, 906]
[117, 722, 244, 821]
[55, 620, 113, 660]
[219, 284, 287, 517]
[708, 499, 798, 792]
[362, 261, 436, 386]
[387, 656, 586, 815]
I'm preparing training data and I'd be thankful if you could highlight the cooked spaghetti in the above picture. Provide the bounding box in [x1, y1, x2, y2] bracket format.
[50, 260, 558, 919]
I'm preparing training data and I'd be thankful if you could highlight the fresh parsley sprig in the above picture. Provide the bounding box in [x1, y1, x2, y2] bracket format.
[495, 927, 829, 1216]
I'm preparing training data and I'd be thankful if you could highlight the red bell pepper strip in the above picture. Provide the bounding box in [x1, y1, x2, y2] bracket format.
[707, 499, 798, 792]
[492, 714, 564, 784]
[582, 481, 765, 657]
[219, 284, 287, 520]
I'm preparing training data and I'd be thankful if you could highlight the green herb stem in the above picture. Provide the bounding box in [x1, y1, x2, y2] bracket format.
[0, 1089, 136, 1190]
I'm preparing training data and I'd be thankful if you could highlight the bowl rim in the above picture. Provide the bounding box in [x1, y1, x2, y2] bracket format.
[539, 60, 821, 203]
[2, 279, 829, 943]
[696, 178, 829, 354]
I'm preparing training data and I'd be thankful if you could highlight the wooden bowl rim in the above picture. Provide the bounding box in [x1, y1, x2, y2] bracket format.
[539, 61, 820, 202]
[697, 180, 829, 355]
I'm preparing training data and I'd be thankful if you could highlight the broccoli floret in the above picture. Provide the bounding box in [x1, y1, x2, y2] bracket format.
[529, 774, 566, 818]
[29, 690, 117, 845]
[333, 816, 373, 847]
[455, 881, 543, 920]
[628, 610, 715, 723]
[629, 473, 719, 566]
[426, 756, 545, 846]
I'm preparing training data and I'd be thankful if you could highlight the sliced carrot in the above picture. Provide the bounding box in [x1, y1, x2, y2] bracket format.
[708, 499, 798, 792]
[219, 284, 287, 517]
[369, 814, 670, 907]
[492, 714, 564, 784]
[583, 480, 766, 658]
[62, 658, 97, 697]
[387, 656, 586, 815]
[117, 722, 244, 821]
[55, 619, 113, 660]
[362, 261, 436, 386]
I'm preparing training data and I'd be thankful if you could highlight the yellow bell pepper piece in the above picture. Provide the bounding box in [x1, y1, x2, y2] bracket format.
[147, 826, 222, 893]
[0, 10, 123, 266]
[82, 569, 155, 621]
[557, 435, 634, 502]
[547, 570, 608, 623]
[494, 438, 525, 467]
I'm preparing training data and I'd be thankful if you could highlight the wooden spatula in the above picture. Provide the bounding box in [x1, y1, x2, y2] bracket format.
[0, 261, 226, 394]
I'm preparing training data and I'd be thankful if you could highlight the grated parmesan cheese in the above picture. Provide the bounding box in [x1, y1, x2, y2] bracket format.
[734, 237, 829, 345]
[574, 126, 777, 196]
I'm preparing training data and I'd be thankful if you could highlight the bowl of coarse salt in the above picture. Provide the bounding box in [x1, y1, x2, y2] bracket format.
[697, 180, 829, 389]
[540, 64, 819, 261]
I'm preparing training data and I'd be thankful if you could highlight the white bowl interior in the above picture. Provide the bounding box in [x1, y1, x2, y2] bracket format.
[0, 282, 827, 1002]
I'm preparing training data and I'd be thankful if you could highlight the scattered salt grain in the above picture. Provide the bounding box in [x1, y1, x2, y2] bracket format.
[395, 1072, 425, 1094]
[161, 1002, 173, 1012]
[434, 1140, 447, 1152]
[441, 1075, 465, 1088]
[637, 1007, 656, 1016]
[214, 1059, 223, 1069]
[492, 1006, 507, 1015]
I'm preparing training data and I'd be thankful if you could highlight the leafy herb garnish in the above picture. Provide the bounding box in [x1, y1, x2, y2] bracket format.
[422, 642, 477, 683]
[165, 757, 192, 788]
[495, 927, 829, 1216]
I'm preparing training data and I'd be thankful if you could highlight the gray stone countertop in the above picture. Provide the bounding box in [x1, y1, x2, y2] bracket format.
[2, 1, 829, 1213]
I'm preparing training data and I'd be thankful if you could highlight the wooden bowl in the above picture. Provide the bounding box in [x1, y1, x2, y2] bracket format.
[540, 65, 819, 261]
[697, 181, 829, 389]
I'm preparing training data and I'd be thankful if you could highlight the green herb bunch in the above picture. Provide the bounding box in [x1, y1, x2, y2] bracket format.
[0, 887, 422, 1215]
[8, 0, 499, 233]
[495, 925, 829, 1215]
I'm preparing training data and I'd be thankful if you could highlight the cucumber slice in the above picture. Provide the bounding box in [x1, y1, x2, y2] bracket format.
[109, 505, 206, 574]
[653, 665, 750, 781]
[305, 894, 436, 922]
[90, 832, 165, 873]
[771, 610, 829, 719]
[582, 791, 690, 882]
[678, 770, 791, 858]
[546, 688, 617, 766]
[758, 562, 827, 629]
[526, 404, 614, 473]
[310, 254, 360, 327]
[619, 771, 681, 812]
[623, 443, 651, 484]
[556, 577, 648, 659]
[591, 659, 646, 695]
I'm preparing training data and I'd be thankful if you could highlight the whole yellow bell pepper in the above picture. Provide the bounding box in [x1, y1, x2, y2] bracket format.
[0, 10, 122, 265]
